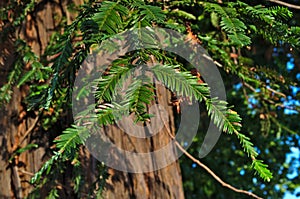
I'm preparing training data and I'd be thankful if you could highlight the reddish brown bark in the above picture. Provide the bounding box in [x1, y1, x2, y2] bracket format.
[0, 1, 79, 198]
[103, 85, 184, 199]
[0, 1, 185, 198]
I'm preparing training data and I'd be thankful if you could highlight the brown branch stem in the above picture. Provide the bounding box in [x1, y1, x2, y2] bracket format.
[19, 114, 40, 146]
[18, 169, 35, 176]
[165, 129, 263, 199]
[268, 0, 300, 9]
[242, 82, 289, 106]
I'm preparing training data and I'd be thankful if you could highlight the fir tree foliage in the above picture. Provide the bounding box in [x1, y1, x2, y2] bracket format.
[1, 0, 300, 197]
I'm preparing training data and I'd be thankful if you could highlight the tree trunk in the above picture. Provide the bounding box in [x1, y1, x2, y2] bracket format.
[0, 1, 185, 198]
[102, 84, 184, 199]
[0, 0, 82, 198]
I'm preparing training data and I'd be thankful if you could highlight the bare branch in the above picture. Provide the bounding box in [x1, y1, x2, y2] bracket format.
[165, 129, 263, 199]
[266, 86, 286, 98]
[18, 169, 35, 176]
[242, 82, 292, 108]
[19, 114, 40, 146]
[268, 0, 300, 10]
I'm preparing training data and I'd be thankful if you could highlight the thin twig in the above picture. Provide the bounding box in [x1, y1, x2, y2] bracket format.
[268, 0, 300, 9]
[242, 82, 249, 101]
[242, 82, 257, 92]
[242, 82, 291, 107]
[19, 115, 40, 146]
[18, 169, 35, 176]
[231, 47, 238, 65]
[165, 128, 263, 199]
[12, 165, 23, 198]
[266, 87, 286, 98]
[269, 113, 298, 135]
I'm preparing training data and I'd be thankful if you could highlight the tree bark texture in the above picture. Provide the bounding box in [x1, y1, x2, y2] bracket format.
[0, 0, 83, 198]
[0, 0, 185, 198]
[102, 84, 184, 199]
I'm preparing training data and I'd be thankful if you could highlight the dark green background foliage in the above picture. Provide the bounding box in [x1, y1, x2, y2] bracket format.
[1, 0, 299, 198]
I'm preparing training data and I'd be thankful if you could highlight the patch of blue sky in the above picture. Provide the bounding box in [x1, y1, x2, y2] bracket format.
[239, 169, 245, 176]
[233, 82, 242, 90]
[296, 73, 300, 81]
[248, 96, 259, 109]
[285, 147, 300, 170]
[273, 47, 300, 199]
[283, 147, 300, 199]
[285, 147, 300, 198]
[283, 99, 299, 114]
[254, 146, 261, 154]
[265, 148, 270, 154]
[287, 61, 295, 71]
[286, 53, 295, 71]
[284, 109, 298, 115]
[284, 189, 300, 199]
[285, 136, 295, 145]
[281, 95, 299, 114]
[272, 47, 278, 57]
[290, 85, 300, 96]
[252, 177, 257, 185]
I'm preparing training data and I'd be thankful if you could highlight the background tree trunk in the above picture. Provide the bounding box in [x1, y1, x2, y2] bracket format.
[0, 0, 83, 198]
[0, 1, 184, 198]
[103, 84, 184, 199]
